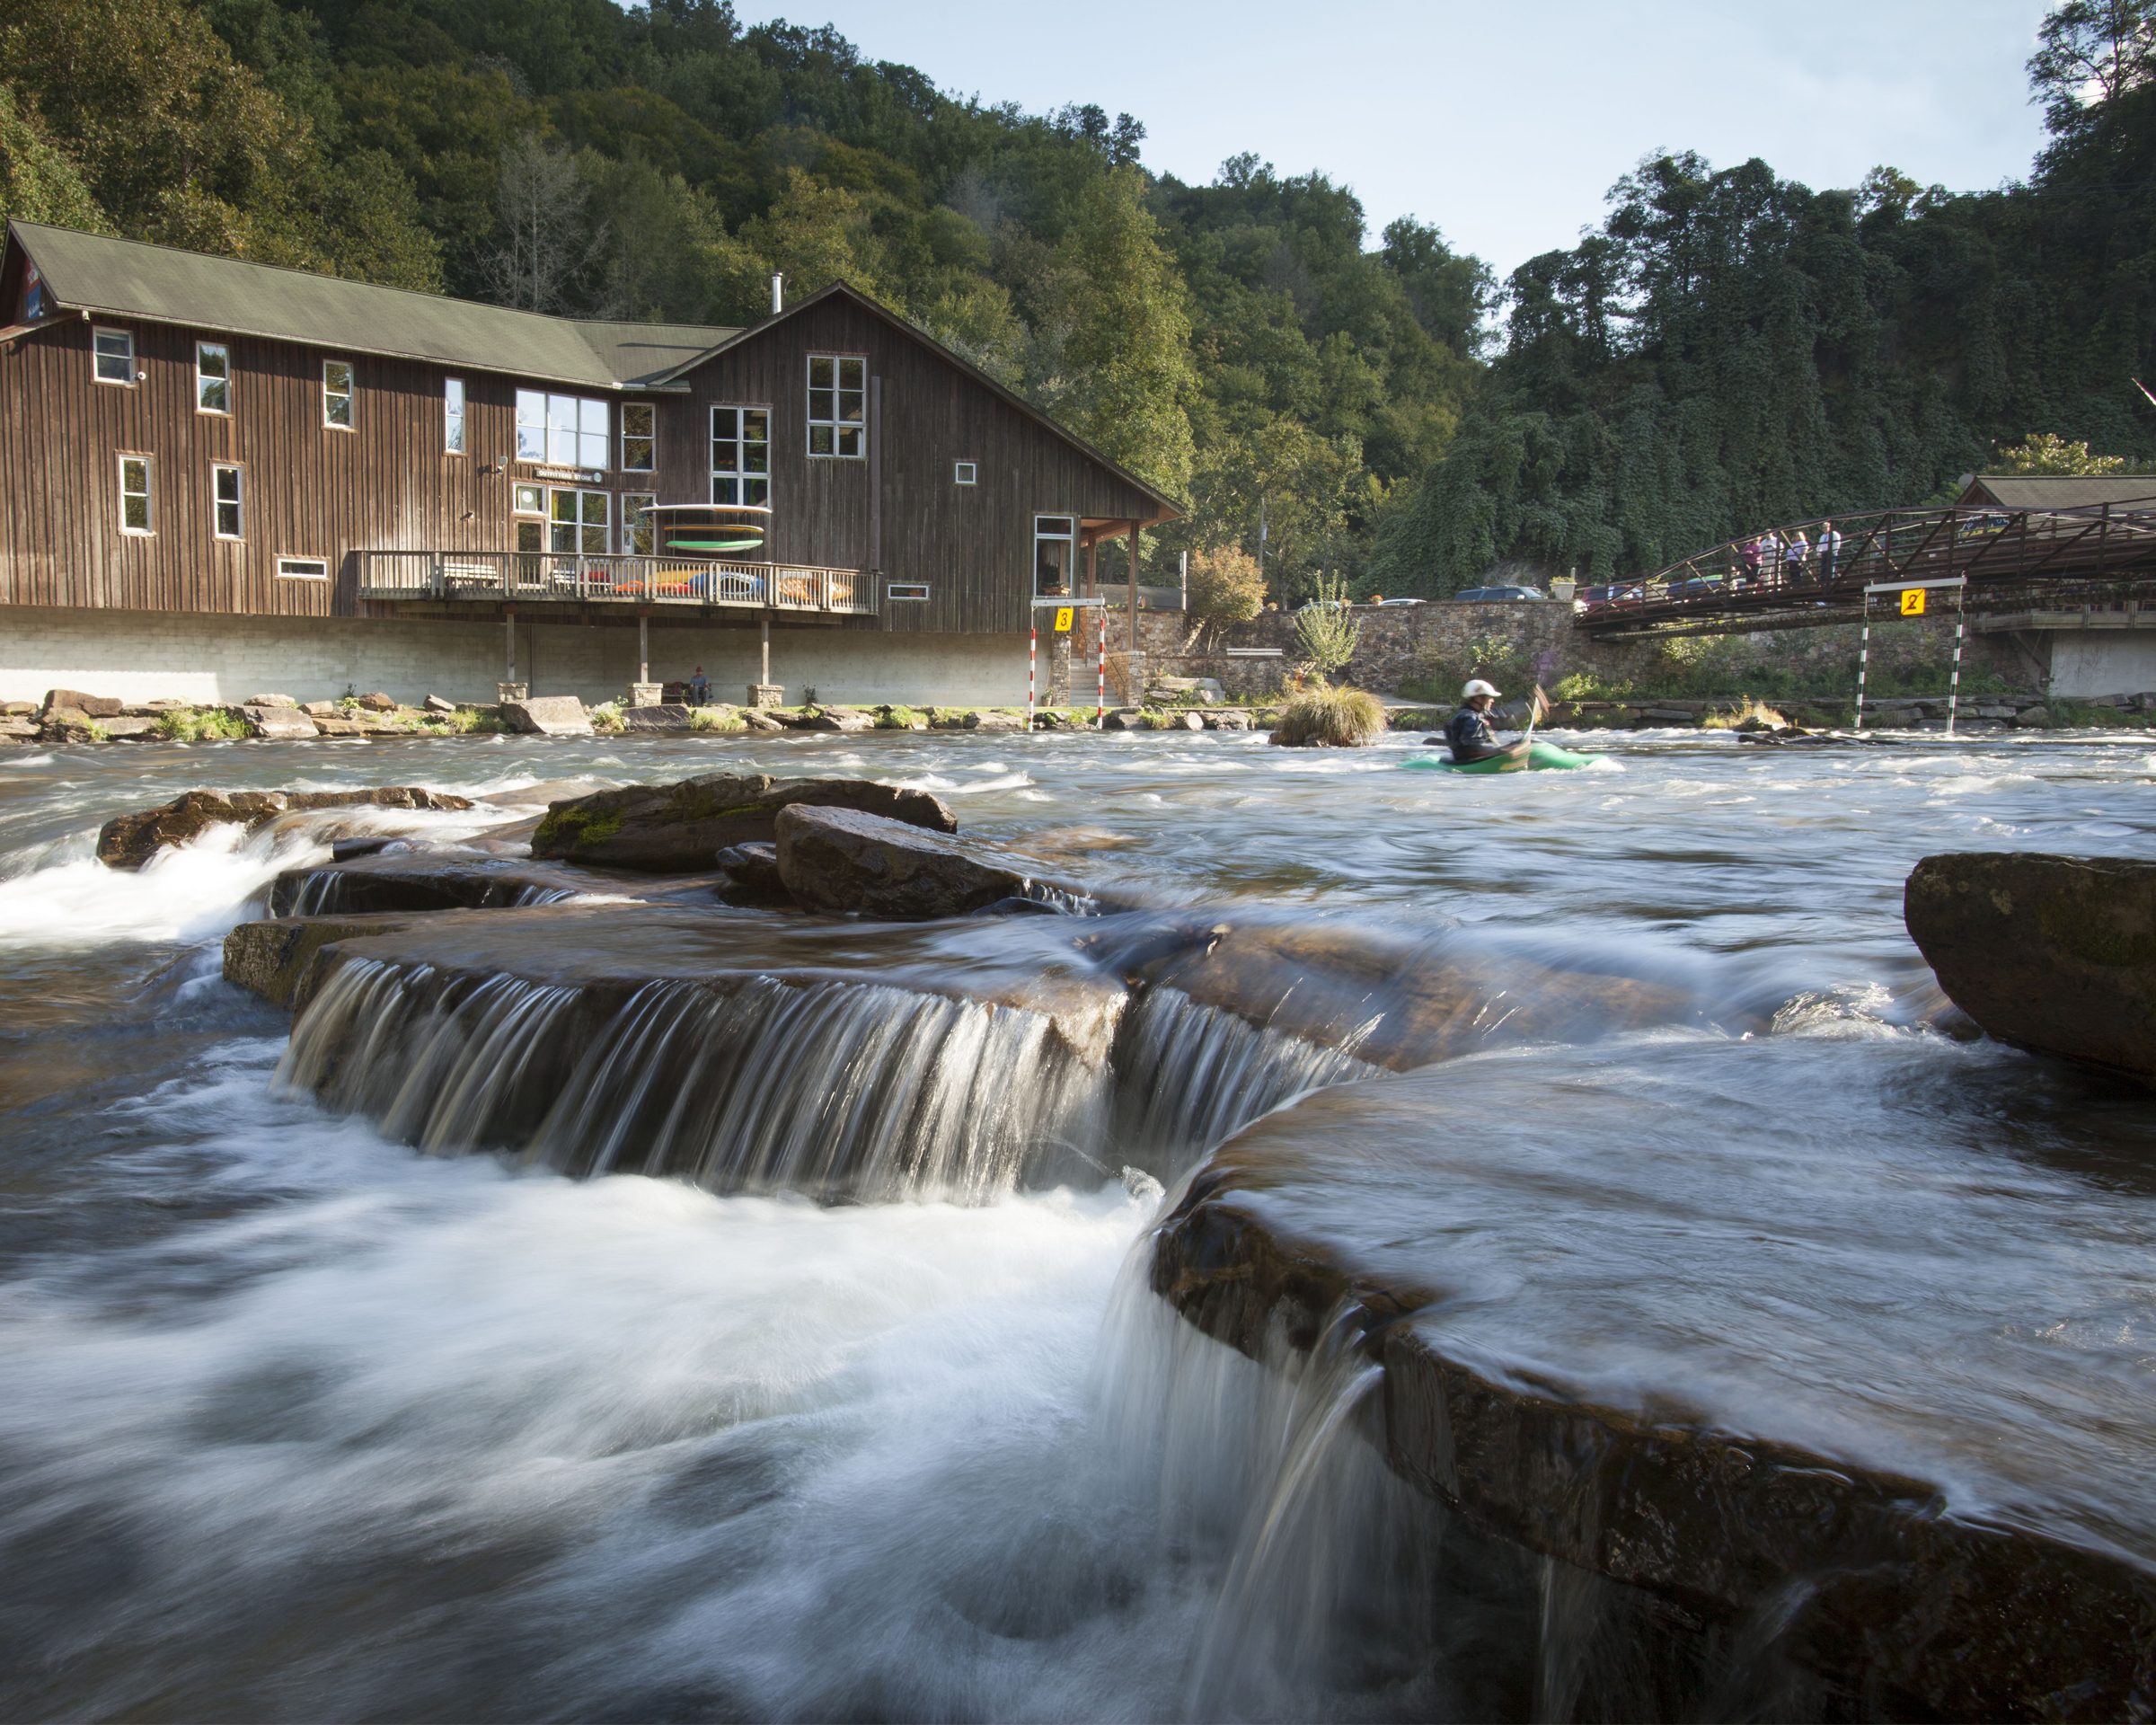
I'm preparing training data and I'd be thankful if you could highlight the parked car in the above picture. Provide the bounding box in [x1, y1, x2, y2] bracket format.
[1453, 584, 1546, 602]
[1376, 596, 1426, 606]
[1575, 582, 1644, 611]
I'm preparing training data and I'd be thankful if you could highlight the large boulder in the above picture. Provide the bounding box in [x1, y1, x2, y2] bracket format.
[40, 688, 122, 720]
[531, 773, 956, 873]
[97, 786, 475, 870]
[1904, 852, 2156, 1085]
[774, 804, 1048, 919]
[244, 703, 318, 740]
[619, 703, 694, 733]
[500, 695, 593, 737]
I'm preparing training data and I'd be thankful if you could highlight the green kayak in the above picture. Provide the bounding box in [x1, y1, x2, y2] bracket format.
[1402, 740, 1600, 773]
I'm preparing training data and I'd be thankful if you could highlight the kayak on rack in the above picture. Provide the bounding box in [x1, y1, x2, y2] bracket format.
[1401, 739, 1601, 774]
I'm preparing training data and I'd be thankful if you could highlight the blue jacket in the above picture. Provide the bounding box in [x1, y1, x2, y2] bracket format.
[1445, 705, 1500, 761]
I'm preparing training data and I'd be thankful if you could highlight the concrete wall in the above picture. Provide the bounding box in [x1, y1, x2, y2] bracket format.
[0, 607, 1028, 708]
[2046, 632, 2156, 699]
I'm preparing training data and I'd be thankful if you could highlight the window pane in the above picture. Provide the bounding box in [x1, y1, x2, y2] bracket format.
[199, 376, 229, 413]
[579, 429, 607, 470]
[809, 356, 833, 387]
[123, 495, 149, 531]
[325, 362, 351, 393]
[836, 427, 862, 456]
[215, 468, 240, 504]
[95, 331, 132, 382]
[327, 394, 352, 428]
[808, 425, 833, 455]
[552, 491, 577, 524]
[713, 476, 739, 505]
[199, 344, 227, 378]
[579, 398, 607, 437]
[623, 404, 652, 437]
[513, 483, 543, 514]
[838, 358, 864, 390]
[516, 392, 545, 461]
[549, 422, 576, 465]
[581, 491, 607, 527]
[745, 476, 769, 506]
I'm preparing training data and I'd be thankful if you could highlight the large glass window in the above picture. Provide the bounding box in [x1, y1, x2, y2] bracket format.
[622, 402, 655, 472]
[118, 456, 154, 535]
[445, 377, 466, 454]
[623, 491, 656, 554]
[711, 406, 771, 506]
[806, 355, 865, 457]
[196, 341, 231, 414]
[93, 328, 134, 385]
[549, 488, 609, 553]
[323, 359, 354, 429]
[211, 464, 243, 540]
[1034, 515, 1075, 597]
[516, 390, 608, 468]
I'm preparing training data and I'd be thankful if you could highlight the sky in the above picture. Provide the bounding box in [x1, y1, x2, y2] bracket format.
[734, 0, 2054, 278]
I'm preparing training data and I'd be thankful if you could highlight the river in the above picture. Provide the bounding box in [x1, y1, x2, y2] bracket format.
[1, 725, 2152, 1720]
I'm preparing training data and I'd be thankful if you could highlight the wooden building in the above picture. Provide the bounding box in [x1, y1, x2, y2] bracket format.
[0, 221, 1179, 706]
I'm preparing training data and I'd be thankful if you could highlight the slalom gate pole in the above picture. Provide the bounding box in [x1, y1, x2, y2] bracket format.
[1854, 603, 1870, 731]
[1096, 606, 1106, 726]
[1948, 585, 1966, 739]
[1028, 624, 1037, 730]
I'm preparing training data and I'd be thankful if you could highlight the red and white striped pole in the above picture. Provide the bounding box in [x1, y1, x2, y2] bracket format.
[1096, 606, 1106, 726]
[1028, 624, 1037, 730]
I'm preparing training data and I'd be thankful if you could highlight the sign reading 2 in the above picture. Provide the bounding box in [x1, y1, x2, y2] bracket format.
[1899, 588, 1927, 616]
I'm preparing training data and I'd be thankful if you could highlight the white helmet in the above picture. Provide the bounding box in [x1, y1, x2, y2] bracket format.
[1462, 678, 1502, 700]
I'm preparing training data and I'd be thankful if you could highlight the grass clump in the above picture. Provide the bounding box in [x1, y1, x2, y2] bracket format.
[590, 702, 625, 734]
[1268, 682, 1386, 748]
[445, 706, 508, 735]
[689, 706, 747, 731]
[1701, 697, 1790, 731]
[155, 705, 248, 742]
[876, 704, 923, 730]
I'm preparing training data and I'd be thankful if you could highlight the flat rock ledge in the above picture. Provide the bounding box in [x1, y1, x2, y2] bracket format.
[1150, 1112, 2156, 1721]
[531, 772, 956, 872]
[96, 787, 476, 871]
[774, 804, 1076, 920]
[1905, 852, 2156, 1086]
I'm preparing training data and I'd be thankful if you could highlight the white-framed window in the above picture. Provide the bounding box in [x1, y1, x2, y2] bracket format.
[512, 482, 544, 516]
[118, 455, 154, 535]
[445, 376, 466, 454]
[196, 341, 231, 414]
[210, 464, 243, 540]
[623, 491, 656, 554]
[622, 402, 655, 472]
[711, 406, 771, 506]
[954, 461, 976, 485]
[323, 358, 355, 429]
[549, 488, 609, 553]
[515, 389, 607, 468]
[277, 556, 329, 582]
[93, 327, 135, 386]
[1033, 514, 1075, 597]
[888, 581, 930, 601]
[806, 354, 865, 457]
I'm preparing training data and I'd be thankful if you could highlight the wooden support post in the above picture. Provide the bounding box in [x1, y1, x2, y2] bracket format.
[1127, 521, 1139, 652]
[761, 615, 771, 686]
[505, 607, 517, 683]
[1086, 537, 1097, 599]
[638, 613, 649, 686]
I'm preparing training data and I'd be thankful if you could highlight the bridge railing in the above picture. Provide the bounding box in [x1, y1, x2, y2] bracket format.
[1579, 498, 2156, 624]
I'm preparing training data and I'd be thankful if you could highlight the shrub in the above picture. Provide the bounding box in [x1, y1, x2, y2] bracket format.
[155, 705, 248, 742]
[876, 704, 923, 729]
[446, 706, 508, 735]
[1186, 543, 1266, 625]
[1269, 682, 1386, 748]
[1292, 574, 1362, 677]
[590, 702, 625, 734]
[689, 706, 746, 732]
[1701, 697, 1789, 730]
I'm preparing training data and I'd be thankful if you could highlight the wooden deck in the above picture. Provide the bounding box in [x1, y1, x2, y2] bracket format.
[358, 550, 875, 615]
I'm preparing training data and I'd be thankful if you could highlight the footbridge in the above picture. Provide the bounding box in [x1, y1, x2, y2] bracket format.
[1576, 498, 2156, 644]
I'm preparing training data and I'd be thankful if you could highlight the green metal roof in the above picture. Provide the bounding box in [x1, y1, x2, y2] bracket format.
[1959, 474, 2156, 511]
[8, 222, 736, 390]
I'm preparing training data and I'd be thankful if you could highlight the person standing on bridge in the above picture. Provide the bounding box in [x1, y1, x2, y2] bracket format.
[1739, 536, 1763, 585]
[1758, 530, 1782, 587]
[1784, 529, 1810, 584]
[1816, 521, 1842, 584]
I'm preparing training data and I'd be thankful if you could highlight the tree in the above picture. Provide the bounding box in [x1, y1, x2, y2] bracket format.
[482, 131, 605, 313]
[1185, 543, 1265, 624]
[2028, 0, 2156, 134]
[0, 84, 108, 234]
[1028, 167, 1197, 498]
[1292, 574, 1361, 677]
[1993, 432, 2132, 474]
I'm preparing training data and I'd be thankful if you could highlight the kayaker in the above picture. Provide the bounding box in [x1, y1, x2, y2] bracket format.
[1445, 679, 1510, 764]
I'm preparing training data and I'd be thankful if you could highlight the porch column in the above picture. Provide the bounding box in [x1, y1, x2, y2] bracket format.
[505, 607, 517, 683]
[1085, 536, 1098, 600]
[762, 615, 772, 686]
[638, 613, 649, 685]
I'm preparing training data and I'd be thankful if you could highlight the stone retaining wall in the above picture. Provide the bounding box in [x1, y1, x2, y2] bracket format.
[1132, 604, 2028, 702]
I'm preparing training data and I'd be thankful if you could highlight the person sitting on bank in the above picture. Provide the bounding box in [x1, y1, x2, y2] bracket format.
[688, 666, 711, 706]
[1445, 679, 1513, 764]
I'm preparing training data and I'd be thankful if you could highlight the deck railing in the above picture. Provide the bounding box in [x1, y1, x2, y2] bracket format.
[358, 551, 874, 615]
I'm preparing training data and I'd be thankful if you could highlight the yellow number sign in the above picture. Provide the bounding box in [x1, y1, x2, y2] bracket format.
[1899, 588, 1927, 617]
[1054, 606, 1074, 632]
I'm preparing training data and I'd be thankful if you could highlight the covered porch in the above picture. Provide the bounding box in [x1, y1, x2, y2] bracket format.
[358, 551, 875, 616]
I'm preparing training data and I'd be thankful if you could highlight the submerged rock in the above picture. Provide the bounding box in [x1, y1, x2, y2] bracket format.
[712, 841, 790, 906]
[531, 773, 956, 873]
[774, 805, 1054, 920]
[1151, 1040, 2156, 1720]
[96, 787, 476, 870]
[1904, 851, 2156, 1085]
[223, 912, 419, 1009]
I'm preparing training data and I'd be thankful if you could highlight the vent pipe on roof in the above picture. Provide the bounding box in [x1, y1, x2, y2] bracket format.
[771, 273, 783, 315]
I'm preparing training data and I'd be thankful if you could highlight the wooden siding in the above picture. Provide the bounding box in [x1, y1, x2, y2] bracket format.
[667, 297, 1163, 636]
[0, 285, 1170, 636]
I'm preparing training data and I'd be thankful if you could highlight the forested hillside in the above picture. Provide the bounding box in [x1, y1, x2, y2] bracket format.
[1, 0, 2151, 595]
